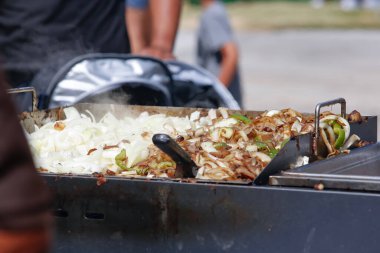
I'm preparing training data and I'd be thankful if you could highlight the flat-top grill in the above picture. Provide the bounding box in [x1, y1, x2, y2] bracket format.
[17, 98, 380, 253]
[19, 98, 377, 185]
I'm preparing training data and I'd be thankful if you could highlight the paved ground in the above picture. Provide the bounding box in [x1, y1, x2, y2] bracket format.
[174, 30, 380, 117]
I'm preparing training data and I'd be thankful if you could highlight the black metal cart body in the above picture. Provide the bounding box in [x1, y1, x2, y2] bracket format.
[16, 101, 380, 253]
[49, 175, 380, 253]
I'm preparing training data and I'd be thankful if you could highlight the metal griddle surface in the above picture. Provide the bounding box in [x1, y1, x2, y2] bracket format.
[270, 142, 380, 192]
[20, 103, 377, 187]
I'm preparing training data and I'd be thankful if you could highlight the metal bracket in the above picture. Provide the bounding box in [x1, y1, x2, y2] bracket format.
[314, 98, 346, 156]
[7, 87, 38, 112]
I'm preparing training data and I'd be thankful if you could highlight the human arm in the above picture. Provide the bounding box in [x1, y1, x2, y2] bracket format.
[125, 0, 151, 53]
[139, 0, 182, 59]
[218, 42, 239, 87]
[0, 76, 52, 252]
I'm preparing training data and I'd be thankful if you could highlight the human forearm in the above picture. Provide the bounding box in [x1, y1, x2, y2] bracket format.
[149, 0, 182, 53]
[218, 42, 239, 87]
[125, 7, 151, 53]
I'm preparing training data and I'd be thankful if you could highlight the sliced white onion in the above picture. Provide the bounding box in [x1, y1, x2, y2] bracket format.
[264, 110, 280, 117]
[239, 130, 249, 142]
[63, 107, 81, 120]
[208, 109, 217, 120]
[215, 118, 238, 128]
[190, 111, 200, 121]
[219, 108, 229, 119]
[251, 152, 271, 163]
[291, 120, 302, 134]
[200, 142, 218, 153]
[341, 134, 361, 150]
[246, 145, 258, 152]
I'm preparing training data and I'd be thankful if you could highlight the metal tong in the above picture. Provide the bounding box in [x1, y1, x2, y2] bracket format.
[152, 134, 198, 178]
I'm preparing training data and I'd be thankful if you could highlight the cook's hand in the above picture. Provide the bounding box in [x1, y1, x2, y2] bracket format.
[139, 47, 175, 60]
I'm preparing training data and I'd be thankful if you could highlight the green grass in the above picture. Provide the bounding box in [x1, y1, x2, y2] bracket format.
[181, 2, 380, 30]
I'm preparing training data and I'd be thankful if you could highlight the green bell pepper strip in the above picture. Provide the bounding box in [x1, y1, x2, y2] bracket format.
[333, 122, 345, 149]
[115, 148, 128, 170]
[253, 137, 269, 150]
[135, 166, 149, 176]
[231, 113, 252, 124]
[157, 161, 175, 169]
[335, 129, 345, 149]
[333, 122, 340, 135]
[214, 142, 227, 150]
[268, 148, 279, 159]
[255, 141, 268, 150]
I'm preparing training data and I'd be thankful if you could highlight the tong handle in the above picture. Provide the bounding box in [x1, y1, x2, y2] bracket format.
[152, 134, 197, 178]
[7, 87, 38, 112]
[314, 98, 347, 156]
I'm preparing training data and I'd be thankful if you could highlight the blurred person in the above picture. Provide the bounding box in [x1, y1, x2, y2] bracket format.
[340, 0, 363, 10]
[363, 0, 380, 9]
[197, 0, 242, 106]
[0, 75, 52, 252]
[0, 0, 182, 88]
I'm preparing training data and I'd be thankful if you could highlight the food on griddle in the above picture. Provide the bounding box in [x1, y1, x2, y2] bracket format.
[318, 113, 366, 157]
[347, 110, 363, 123]
[319, 114, 350, 155]
[26, 107, 363, 181]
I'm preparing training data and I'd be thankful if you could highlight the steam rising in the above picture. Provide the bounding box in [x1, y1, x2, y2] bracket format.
[78, 90, 131, 106]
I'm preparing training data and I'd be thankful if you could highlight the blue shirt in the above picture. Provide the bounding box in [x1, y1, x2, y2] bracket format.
[125, 0, 148, 9]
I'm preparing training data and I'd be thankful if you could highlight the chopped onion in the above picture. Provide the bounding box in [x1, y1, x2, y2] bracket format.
[246, 145, 258, 152]
[208, 109, 217, 120]
[264, 110, 280, 117]
[63, 107, 81, 120]
[251, 152, 271, 163]
[215, 118, 238, 128]
[341, 134, 361, 150]
[219, 108, 229, 119]
[291, 120, 302, 134]
[190, 111, 200, 121]
[201, 142, 218, 153]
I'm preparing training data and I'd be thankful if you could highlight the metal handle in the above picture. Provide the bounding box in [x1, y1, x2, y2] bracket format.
[7, 87, 38, 112]
[314, 98, 346, 156]
[152, 134, 197, 178]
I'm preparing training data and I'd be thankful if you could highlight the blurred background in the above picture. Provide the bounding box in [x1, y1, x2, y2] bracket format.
[175, 0, 380, 115]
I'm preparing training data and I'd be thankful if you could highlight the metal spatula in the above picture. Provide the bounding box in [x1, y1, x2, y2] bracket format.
[152, 134, 198, 178]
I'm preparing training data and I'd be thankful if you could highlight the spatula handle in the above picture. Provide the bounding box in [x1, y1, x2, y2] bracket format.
[152, 134, 197, 178]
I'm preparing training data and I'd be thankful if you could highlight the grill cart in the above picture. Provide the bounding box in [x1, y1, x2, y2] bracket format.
[15, 96, 380, 253]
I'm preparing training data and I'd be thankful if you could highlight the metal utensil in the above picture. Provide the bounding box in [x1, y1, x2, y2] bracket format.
[7, 86, 38, 112]
[314, 98, 346, 157]
[152, 134, 198, 178]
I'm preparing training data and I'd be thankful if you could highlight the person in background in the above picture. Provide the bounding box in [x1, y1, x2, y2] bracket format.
[0, 0, 182, 88]
[311, 0, 380, 10]
[0, 76, 52, 252]
[197, 0, 242, 106]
